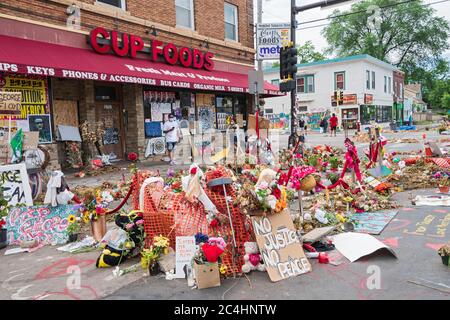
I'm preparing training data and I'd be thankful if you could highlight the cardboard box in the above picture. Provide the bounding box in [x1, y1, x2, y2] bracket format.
[194, 261, 221, 289]
[247, 115, 269, 140]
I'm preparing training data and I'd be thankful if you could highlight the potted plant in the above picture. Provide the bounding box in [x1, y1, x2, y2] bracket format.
[438, 244, 450, 266]
[438, 177, 449, 194]
[67, 214, 81, 243]
[0, 186, 9, 249]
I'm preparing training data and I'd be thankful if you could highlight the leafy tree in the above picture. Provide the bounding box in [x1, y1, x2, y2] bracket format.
[441, 92, 450, 110]
[297, 41, 326, 63]
[322, 0, 450, 108]
[271, 41, 326, 68]
[427, 79, 450, 109]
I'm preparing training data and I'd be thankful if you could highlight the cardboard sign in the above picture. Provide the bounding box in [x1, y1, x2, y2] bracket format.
[0, 91, 21, 115]
[0, 163, 33, 206]
[175, 236, 197, 278]
[22, 131, 39, 150]
[194, 262, 221, 289]
[252, 209, 311, 282]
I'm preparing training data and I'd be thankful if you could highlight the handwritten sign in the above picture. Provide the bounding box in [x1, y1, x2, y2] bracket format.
[175, 236, 197, 278]
[252, 209, 311, 282]
[0, 91, 22, 115]
[0, 163, 33, 206]
[6, 204, 75, 245]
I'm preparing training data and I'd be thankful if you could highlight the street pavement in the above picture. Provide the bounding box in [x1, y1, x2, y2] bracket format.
[0, 128, 448, 300]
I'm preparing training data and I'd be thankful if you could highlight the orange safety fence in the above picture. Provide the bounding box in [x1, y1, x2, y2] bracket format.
[132, 169, 252, 275]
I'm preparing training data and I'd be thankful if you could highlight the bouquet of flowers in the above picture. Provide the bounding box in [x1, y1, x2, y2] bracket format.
[140, 234, 170, 272]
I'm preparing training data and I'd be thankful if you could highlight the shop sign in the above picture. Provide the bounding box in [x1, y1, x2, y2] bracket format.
[331, 94, 358, 106]
[364, 94, 373, 105]
[256, 23, 291, 60]
[89, 27, 214, 71]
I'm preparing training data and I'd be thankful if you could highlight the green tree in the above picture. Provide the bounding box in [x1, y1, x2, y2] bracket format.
[296, 41, 326, 63]
[322, 0, 450, 108]
[271, 41, 326, 67]
[427, 79, 450, 109]
[441, 93, 450, 110]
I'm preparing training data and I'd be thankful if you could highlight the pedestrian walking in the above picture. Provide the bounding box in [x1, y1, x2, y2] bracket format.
[329, 113, 338, 137]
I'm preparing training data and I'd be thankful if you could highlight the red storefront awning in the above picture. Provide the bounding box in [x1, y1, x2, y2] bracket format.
[0, 35, 282, 96]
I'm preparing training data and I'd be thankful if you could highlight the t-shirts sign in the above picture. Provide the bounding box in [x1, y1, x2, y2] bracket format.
[252, 209, 312, 282]
[175, 236, 197, 278]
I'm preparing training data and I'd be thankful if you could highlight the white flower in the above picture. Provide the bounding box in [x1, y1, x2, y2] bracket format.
[398, 161, 406, 169]
[267, 195, 277, 210]
[102, 191, 114, 203]
[257, 181, 269, 190]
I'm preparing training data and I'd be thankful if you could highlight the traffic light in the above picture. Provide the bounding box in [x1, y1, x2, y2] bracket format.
[339, 91, 344, 102]
[334, 91, 338, 101]
[279, 42, 297, 92]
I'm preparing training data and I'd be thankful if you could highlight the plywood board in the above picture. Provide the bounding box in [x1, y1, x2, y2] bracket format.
[53, 100, 79, 129]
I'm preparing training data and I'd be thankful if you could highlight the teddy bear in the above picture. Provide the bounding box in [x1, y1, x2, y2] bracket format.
[241, 242, 266, 273]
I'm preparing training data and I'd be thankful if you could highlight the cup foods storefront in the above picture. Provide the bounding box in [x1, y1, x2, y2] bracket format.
[0, 22, 280, 167]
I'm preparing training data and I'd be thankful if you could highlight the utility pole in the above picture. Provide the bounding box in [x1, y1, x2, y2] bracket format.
[289, 0, 297, 142]
[256, 0, 263, 115]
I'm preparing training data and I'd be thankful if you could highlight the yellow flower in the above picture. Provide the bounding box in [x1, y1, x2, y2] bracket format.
[153, 235, 169, 248]
[343, 196, 353, 203]
[83, 213, 90, 223]
[163, 247, 169, 255]
[336, 214, 346, 223]
[219, 264, 228, 275]
[68, 215, 76, 224]
[140, 256, 149, 270]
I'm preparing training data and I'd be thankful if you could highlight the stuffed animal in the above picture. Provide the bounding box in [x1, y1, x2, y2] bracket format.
[241, 242, 265, 273]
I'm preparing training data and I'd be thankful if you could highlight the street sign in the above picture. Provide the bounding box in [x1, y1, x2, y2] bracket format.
[248, 70, 264, 94]
[256, 23, 291, 60]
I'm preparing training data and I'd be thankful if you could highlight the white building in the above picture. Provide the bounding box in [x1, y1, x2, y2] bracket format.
[263, 54, 399, 130]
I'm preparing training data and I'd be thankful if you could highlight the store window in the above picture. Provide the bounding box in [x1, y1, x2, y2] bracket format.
[384, 76, 387, 93]
[96, 0, 126, 10]
[271, 79, 280, 86]
[175, 0, 194, 29]
[95, 86, 118, 101]
[388, 77, 392, 94]
[224, 3, 238, 41]
[335, 72, 345, 90]
[372, 71, 375, 89]
[216, 95, 246, 131]
[366, 70, 370, 90]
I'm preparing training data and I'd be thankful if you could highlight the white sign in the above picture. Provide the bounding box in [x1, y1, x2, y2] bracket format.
[256, 23, 291, 60]
[0, 163, 33, 207]
[175, 236, 197, 278]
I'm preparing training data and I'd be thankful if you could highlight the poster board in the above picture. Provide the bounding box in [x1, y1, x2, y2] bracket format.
[248, 115, 270, 140]
[0, 91, 22, 118]
[22, 131, 39, 150]
[0, 163, 33, 206]
[6, 204, 75, 245]
[175, 236, 197, 278]
[252, 209, 311, 282]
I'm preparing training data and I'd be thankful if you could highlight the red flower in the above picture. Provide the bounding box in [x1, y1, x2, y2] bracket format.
[272, 186, 281, 200]
[0, 219, 6, 228]
[190, 167, 198, 175]
[127, 152, 138, 162]
[209, 219, 219, 228]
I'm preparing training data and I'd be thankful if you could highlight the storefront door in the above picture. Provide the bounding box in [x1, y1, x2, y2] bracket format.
[95, 102, 124, 159]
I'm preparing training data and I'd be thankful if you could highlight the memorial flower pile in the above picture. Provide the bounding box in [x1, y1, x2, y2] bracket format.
[77, 189, 115, 222]
[140, 234, 170, 270]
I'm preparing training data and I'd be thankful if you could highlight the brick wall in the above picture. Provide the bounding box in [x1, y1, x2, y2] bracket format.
[122, 83, 146, 159]
[0, 0, 255, 65]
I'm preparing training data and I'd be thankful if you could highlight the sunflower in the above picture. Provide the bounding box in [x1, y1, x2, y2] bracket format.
[68, 215, 76, 224]
[83, 213, 91, 223]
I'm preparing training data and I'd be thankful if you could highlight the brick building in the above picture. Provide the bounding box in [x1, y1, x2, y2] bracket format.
[0, 0, 279, 168]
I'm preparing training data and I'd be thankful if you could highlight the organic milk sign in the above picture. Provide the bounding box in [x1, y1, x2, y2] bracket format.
[252, 210, 311, 282]
[256, 23, 291, 60]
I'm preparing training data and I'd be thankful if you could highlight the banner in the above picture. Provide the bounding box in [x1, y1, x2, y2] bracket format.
[0, 73, 50, 119]
[256, 23, 291, 60]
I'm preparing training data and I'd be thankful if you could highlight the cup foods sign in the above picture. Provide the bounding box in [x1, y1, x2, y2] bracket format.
[256, 23, 291, 60]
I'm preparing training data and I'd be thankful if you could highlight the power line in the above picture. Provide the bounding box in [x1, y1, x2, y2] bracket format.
[296, 0, 450, 31]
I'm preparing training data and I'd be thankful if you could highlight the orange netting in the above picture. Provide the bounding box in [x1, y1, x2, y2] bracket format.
[132, 169, 251, 275]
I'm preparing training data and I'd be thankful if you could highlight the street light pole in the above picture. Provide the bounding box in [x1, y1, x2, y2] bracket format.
[290, 0, 297, 142]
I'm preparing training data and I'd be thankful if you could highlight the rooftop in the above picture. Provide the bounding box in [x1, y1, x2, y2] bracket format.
[263, 54, 398, 74]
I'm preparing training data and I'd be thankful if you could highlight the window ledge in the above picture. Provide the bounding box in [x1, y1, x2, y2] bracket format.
[94, 1, 130, 15]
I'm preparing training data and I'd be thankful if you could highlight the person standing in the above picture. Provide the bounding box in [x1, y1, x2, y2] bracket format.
[323, 115, 329, 135]
[329, 113, 338, 137]
[303, 114, 309, 135]
[163, 113, 180, 165]
[298, 116, 305, 134]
